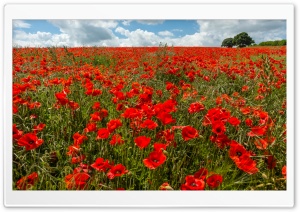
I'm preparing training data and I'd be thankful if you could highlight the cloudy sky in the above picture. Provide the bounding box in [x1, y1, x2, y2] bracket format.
[12, 20, 286, 47]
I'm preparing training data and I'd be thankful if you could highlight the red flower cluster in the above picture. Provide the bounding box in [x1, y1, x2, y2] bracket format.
[65, 166, 91, 190]
[181, 126, 199, 141]
[203, 107, 235, 149]
[54, 91, 80, 110]
[17, 133, 44, 151]
[107, 164, 128, 180]
[134, 136, 151, 149]
[90, 158, 128, 180]
[181, 175, 205, 190]
[229, 141, 258, 174]
[13, 124, 23, 141]
[143, 150, 167, 169]
[91, 158, 112, 172]
[107, 119, 122, 133]
[16, 172, 38, 190]
[181, 168, 223, 190]
[188, 102, 205, 114]
[13, 46, 286, 191]
[110, 134, 125, 145]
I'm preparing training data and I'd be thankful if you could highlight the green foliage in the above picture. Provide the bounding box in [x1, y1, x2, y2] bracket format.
[221, 38, 234, 48]
[258, 40, 286, 46]
[92, 55, 115, 68]
[232, 32, 255, 48]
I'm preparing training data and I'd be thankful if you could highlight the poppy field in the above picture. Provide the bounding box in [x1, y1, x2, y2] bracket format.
[12, 46, 287, 190]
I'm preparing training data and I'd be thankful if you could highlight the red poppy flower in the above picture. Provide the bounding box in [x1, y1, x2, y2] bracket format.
[75, 163, 93, 174]
[100, 108, 108, 118]
[122, 108, 141, 119]
[16, 172, 38, 190]
[91, 158, 111, 172]
[107, 119, 122, 133]
[228, 117, 241, 126]
[13, 124, 23, 141]
[68, 101, 80, 110]
[73, 132, 88, 146]
[71, 154, 86, 164]
[66, 145, 80, 157]
[143, 150, 167, 169]
[166, 81, 175, 90]
[107, 164, 128, 180]
[90, 111, 102, 122]
[240, 107, 251, 115]
[55, 92, 69, 105]
[241, 85, 249, 92]
[161, 129, 175, 143]
[194, 168, 208, 180]
[17, 133, 44, 151]
[86, 89, 102, 96]
[13, 104, 18, 114]
[92, 102, 101, 110]
[204, 107, 231, 124]
[159, 182, 174, 190]
[258, 111, 269, 125]
[134, 136, 151, 149]
[153, 143, 167, 152]
[282, 165, 286, 179]
[84, 122, 97, 133]
[229, 141, 250, 163]
[212, 121, 226, 135]
[96, 128, 110, 139]
[156, 90, 163, 97]
[156, 129, 175, 144]
[245, 118, 253, 127]
[110, 134, 125, 145]
[28, 101, 41, 109]
[140, 119, 158, 130]
[182, 126, 199, 141]
[210, 134, 231, 149]
[188, 102, 205, 114]
[254, 138, 268, 150]
[247, 126, 267, 137]
[156, 112, 176, 125]
[235, 155, 259, 174]
[181, 175, 205, 190]
[33, 123, 46, 133]
[65, 171, 90, 190]
[155, 99, 177, 114]
[116, 103, 124, 111]
[206, 174, 223, 189]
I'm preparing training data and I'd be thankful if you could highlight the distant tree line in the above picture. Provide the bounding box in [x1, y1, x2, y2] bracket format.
[221, 32, 255, 48]
[256, 39, 286, 46]
[221, 32, 286, 48]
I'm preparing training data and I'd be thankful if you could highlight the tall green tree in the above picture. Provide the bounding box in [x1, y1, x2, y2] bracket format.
[233, 32, 255, 47]
[221, 38, 234, 48]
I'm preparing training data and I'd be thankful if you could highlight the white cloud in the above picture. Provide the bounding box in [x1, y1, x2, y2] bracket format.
[47, 20, 118, 46]
[137, 20, 164, 25]
[13, 30, 70, 47]
[13, 20, 31, 28]
[89, 20, 118, 29]
[158, 30, 174, 37]
[113, 28, 203, 47]
[196, 20, 286, 46]
[114, 27, 160, 46]
[13, 20, 286, 47]
[122, 20, 132, 26]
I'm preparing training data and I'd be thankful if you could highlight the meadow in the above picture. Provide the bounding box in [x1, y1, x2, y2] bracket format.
[12, 46, 287, 190]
